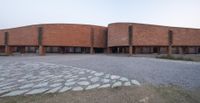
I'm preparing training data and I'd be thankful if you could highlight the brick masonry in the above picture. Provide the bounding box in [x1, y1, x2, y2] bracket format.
[0, 23, 200, 55]
[108, 23, 200, 47]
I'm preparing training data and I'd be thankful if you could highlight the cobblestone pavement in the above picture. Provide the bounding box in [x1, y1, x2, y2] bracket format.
[0, 54, 200, 91]
[0, 61, 140, 97]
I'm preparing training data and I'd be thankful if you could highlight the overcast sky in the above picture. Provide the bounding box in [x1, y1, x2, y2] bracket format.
[0, 0, 200, 29]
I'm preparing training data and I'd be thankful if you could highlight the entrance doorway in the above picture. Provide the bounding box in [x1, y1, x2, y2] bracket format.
[153, 47, 159, 53]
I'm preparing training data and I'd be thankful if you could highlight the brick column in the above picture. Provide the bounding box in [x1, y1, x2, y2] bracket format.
[39, 45, 45, 55]
[179, 47, 183, 54]
[128, 24, 133, 56]
[90, 27, 94, 54]
[38, 27, 45, 56]
[104, 29, 109, 54]
[4, 32, 12, 55]
[168, 30, 173, 56]
[5, 45, 11, 55]
[107, 47, 111, 53]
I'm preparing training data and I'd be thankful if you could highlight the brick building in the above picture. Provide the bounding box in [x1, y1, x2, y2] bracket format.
[108, 23, 200, 55]
[0, 23, 200, 55]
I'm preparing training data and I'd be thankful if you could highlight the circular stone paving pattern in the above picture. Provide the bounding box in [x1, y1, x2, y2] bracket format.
[0, 62, 140, 97]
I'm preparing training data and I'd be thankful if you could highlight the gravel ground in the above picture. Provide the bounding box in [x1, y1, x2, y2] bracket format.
[0, 54, 200, 89]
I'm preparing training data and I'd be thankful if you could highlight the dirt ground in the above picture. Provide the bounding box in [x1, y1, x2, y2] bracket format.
[1, 85, 200, 103]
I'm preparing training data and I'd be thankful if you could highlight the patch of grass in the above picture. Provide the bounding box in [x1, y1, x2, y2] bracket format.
[0, 85, 200, 103]
[154, 85, 200, 103]
[157, 55, 194, 61]
[0, 54, 9, 56]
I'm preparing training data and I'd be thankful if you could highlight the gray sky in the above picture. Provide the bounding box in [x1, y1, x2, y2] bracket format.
[0, 0, 200, 29]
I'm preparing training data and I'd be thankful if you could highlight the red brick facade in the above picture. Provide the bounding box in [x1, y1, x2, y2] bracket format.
[0, 30, 5, 46]
[108, 23, 200, 47]
[0, 23, 200, 55]
[108, 23, 200, 55]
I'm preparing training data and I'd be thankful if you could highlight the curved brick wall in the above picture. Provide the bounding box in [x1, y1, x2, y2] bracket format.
[1, 23, 200, 49]
[108, 23, 200, 47]
[0, 24, 107, 48]
[108, 23, 129, 47]
[170, 27, 200, 46]
[132, 24, 168, 46]
[8, 25, 39, 46]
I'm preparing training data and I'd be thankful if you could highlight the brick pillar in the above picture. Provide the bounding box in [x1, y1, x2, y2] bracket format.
[90, 47, 94, 54]
[129, 24, 133, 56]
[122, 48, 125, 53]
[4, 32, 12, 55]
[38, 27, 45, 56]
[104, 48, 107, 53]
[20, 46, 26, 54]
[107, 47, 111, 53]
[5, 46, 11, 55]
[90, 27, 94, 54]
[168, 46, 172, 56]
[39, 45, 45, 56]
[129, 46, 133, 55]
[104, 29, 108, 54]
[168, 30, 173, 56]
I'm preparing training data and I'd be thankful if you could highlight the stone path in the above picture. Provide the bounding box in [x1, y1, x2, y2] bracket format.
[0, 62, 140, 97]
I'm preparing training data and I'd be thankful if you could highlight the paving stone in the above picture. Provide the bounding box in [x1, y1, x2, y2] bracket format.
[0, 90, 10, 94]
[0, 83, 13, 88]
[70, 75, 78, 79]
[120, 77, 129, 81]
[124, 82, 131, 86]
[64, 75, 73, 79]
[111, 75, 121, 80]
[105, 74, 110, 78]
[131, 80, 141, 86]
[59, 87, 71, 92]
[99, 84, 111, 88]
[94, 72, 104, 76]
[19, 83, 34, 89]
[33, 82, 48, 88]
[90, 77, 99, 83]
[46, 86, 62, 93]
[86, 84, 100, 90]
[87, 75, 92, 78]
[90, 71, 96, 74]
[102, 79, 110, 83]
[85, 70, 91, 73]
[53, 79, 65, 83]
[1, 85, 16, 90]
[72, 87, 83, 91]
[49, 83, 62, 88]
[79, 77, 87, 80]
[18, 79, 26, 82]
[26, 88, 49, 95]
[78, 71, 85, 74]
[65, 82, 76, 86]
[112, 82, 122, 88]
[2, 89, 29, 97]
[77, 81, 90, 86]
[0, 78, 5, 81]
[0, 61, 140, 97]
[66, 78, 75, 82]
